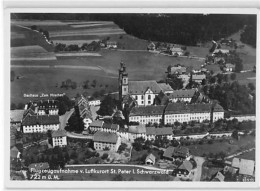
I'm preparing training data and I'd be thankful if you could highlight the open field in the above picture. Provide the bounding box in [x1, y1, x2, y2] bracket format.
[10, 49, 204, 104]
[229, 71, 256, 86]
[11, 45, 57, 61]
[230, 149, 255, 161]
[187, 135, 255, 157]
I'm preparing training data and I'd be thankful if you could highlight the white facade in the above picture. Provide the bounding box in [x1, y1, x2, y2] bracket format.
[83, 118, 93, 129]
[133, 89, 158, 106]
[213, 112, 224, 122]
[89, 100, 101, 106]
[170, 97, 192, 103]
[23, 124, 59, 133]
[117, 131, 129, 141]
[94, 137, 121, 152]
[165, 113, 191, 124]
[38, 109, 59, 115]
[129, 114, 162, 125]
[128, 133, 146, 142]
[52, 136, 67, 147]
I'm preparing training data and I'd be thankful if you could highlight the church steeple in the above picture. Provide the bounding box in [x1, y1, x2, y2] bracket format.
[118, 61, 128, 101]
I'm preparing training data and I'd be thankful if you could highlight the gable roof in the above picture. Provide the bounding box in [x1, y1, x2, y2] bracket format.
[192, 74, 206, 80]
[146, 153, 156, 162]
[178, 160, 193, 172]
[93, 131, 118, 144]
[232, 157, 255, 176]
[89, 120, 104, 128]
[102, 123, 119, 131]
[170, 66, 186, 74]
[155, 127, 173, 135]
[128, 81, 162, 95]
[22, 115, 60, 126]
[146, 127, 156, 135]
[129, 105, 165, 116]
[214, 103, 224, 112]
[10, 110, 24, 122]
[214, 171, 225, 182]
[128, 124, 146, 134]
[10, 146, 20, 158]
[157, 83, 173, 93]
[163, 146, 175, 159]
[52, 129, 67, 138]
[166, 89, 196, 99]
[165, 103, 212, 114]
[37, 100, 58, 110]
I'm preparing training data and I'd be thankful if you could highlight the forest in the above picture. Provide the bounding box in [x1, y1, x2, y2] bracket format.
[12, 13, 256, 46]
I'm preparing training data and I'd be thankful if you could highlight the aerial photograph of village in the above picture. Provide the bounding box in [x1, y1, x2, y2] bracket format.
[10, 13, 256, 182]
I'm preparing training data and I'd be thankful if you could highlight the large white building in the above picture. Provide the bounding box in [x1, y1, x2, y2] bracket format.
[52, 130, 67, 147]
[22, 115, 60, 133]
[93, 131, 121, 152]
[25, 100, 59, 116]
[118, 62, 173, 107]
[129, 105, 165, 125]
[164, 103, 224, 124]
[166, 89, 197, 103]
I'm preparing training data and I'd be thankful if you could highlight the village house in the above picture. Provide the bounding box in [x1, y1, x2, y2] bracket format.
[163, 146, 190, 161]
[169, 65, 187, 75]
[224, 63, 235, 72]
[145, 126, 173, 141]
[128, 124, 147, 142]
[102, 123, 119, 133]
[28, 162, 50, 173]
[52, 129, 67, 147]
[166, 89, 197, 103]
[231, 157, 255, 177]
[128, 105, 165, 125]
[145, 153, 156, 165]
[25, 100, 59, 116]
[10, 109, 24, 131]
[10, 146, 21, 161]
[106, 41, 117, 49]
[212, 171, 225, 182]
[172, 160, 193, 179]
[22, 115, 60, 133]
[213, 49, 230, 56]
[154, 91, 169, 106]
[93, 131, 121, 152]
[157, 83, 174, 94]
[147, 42, 156, 51]
[171, 47, 184, 56]
[191, 74, 206, 84]
[118, 62, 173, 107]
[89, 120, 104, 132]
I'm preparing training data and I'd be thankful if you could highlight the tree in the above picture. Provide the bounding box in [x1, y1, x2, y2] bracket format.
[11, 103, 16, 110]
[167, 74, 183, 90]
[118, 143, 127, 153]
[55, 95, 74, 115]
[30, 25, 37, 30]
[230, 73, 236, 80]
[97, 95, 119, 116]
[101, 153, 108, 160]
[248, 83, 255, 91]
[91, 80, 97, 88]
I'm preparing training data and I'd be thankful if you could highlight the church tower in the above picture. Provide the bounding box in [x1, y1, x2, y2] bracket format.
[118, 61, 128, 100]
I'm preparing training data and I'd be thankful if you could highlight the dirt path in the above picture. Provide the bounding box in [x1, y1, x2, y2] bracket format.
[191, 156, 205, 181]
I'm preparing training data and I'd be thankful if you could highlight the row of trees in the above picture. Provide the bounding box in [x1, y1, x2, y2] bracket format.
[61, 79, 77, 89]
[54, 41, 100, 52]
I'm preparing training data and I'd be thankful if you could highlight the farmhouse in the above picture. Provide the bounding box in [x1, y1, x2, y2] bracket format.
[102, 123, 119, 133]
[172, 160, 193, 179]
[52, 130, 67, 147]
[147, 42, 156, 51]
[129, 105, 165, 125]
[22, 115, 60, 133]
[119, 62, 173, 107]
[213, 49, 230, 55]
[93, 131, 121, 152]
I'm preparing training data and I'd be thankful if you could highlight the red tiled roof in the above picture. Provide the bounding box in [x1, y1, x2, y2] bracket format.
[129, 105, 165, 116]
[129, 81, 162, 95]
[22, 115, 59, 126]
[93, 131, 118, 144]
